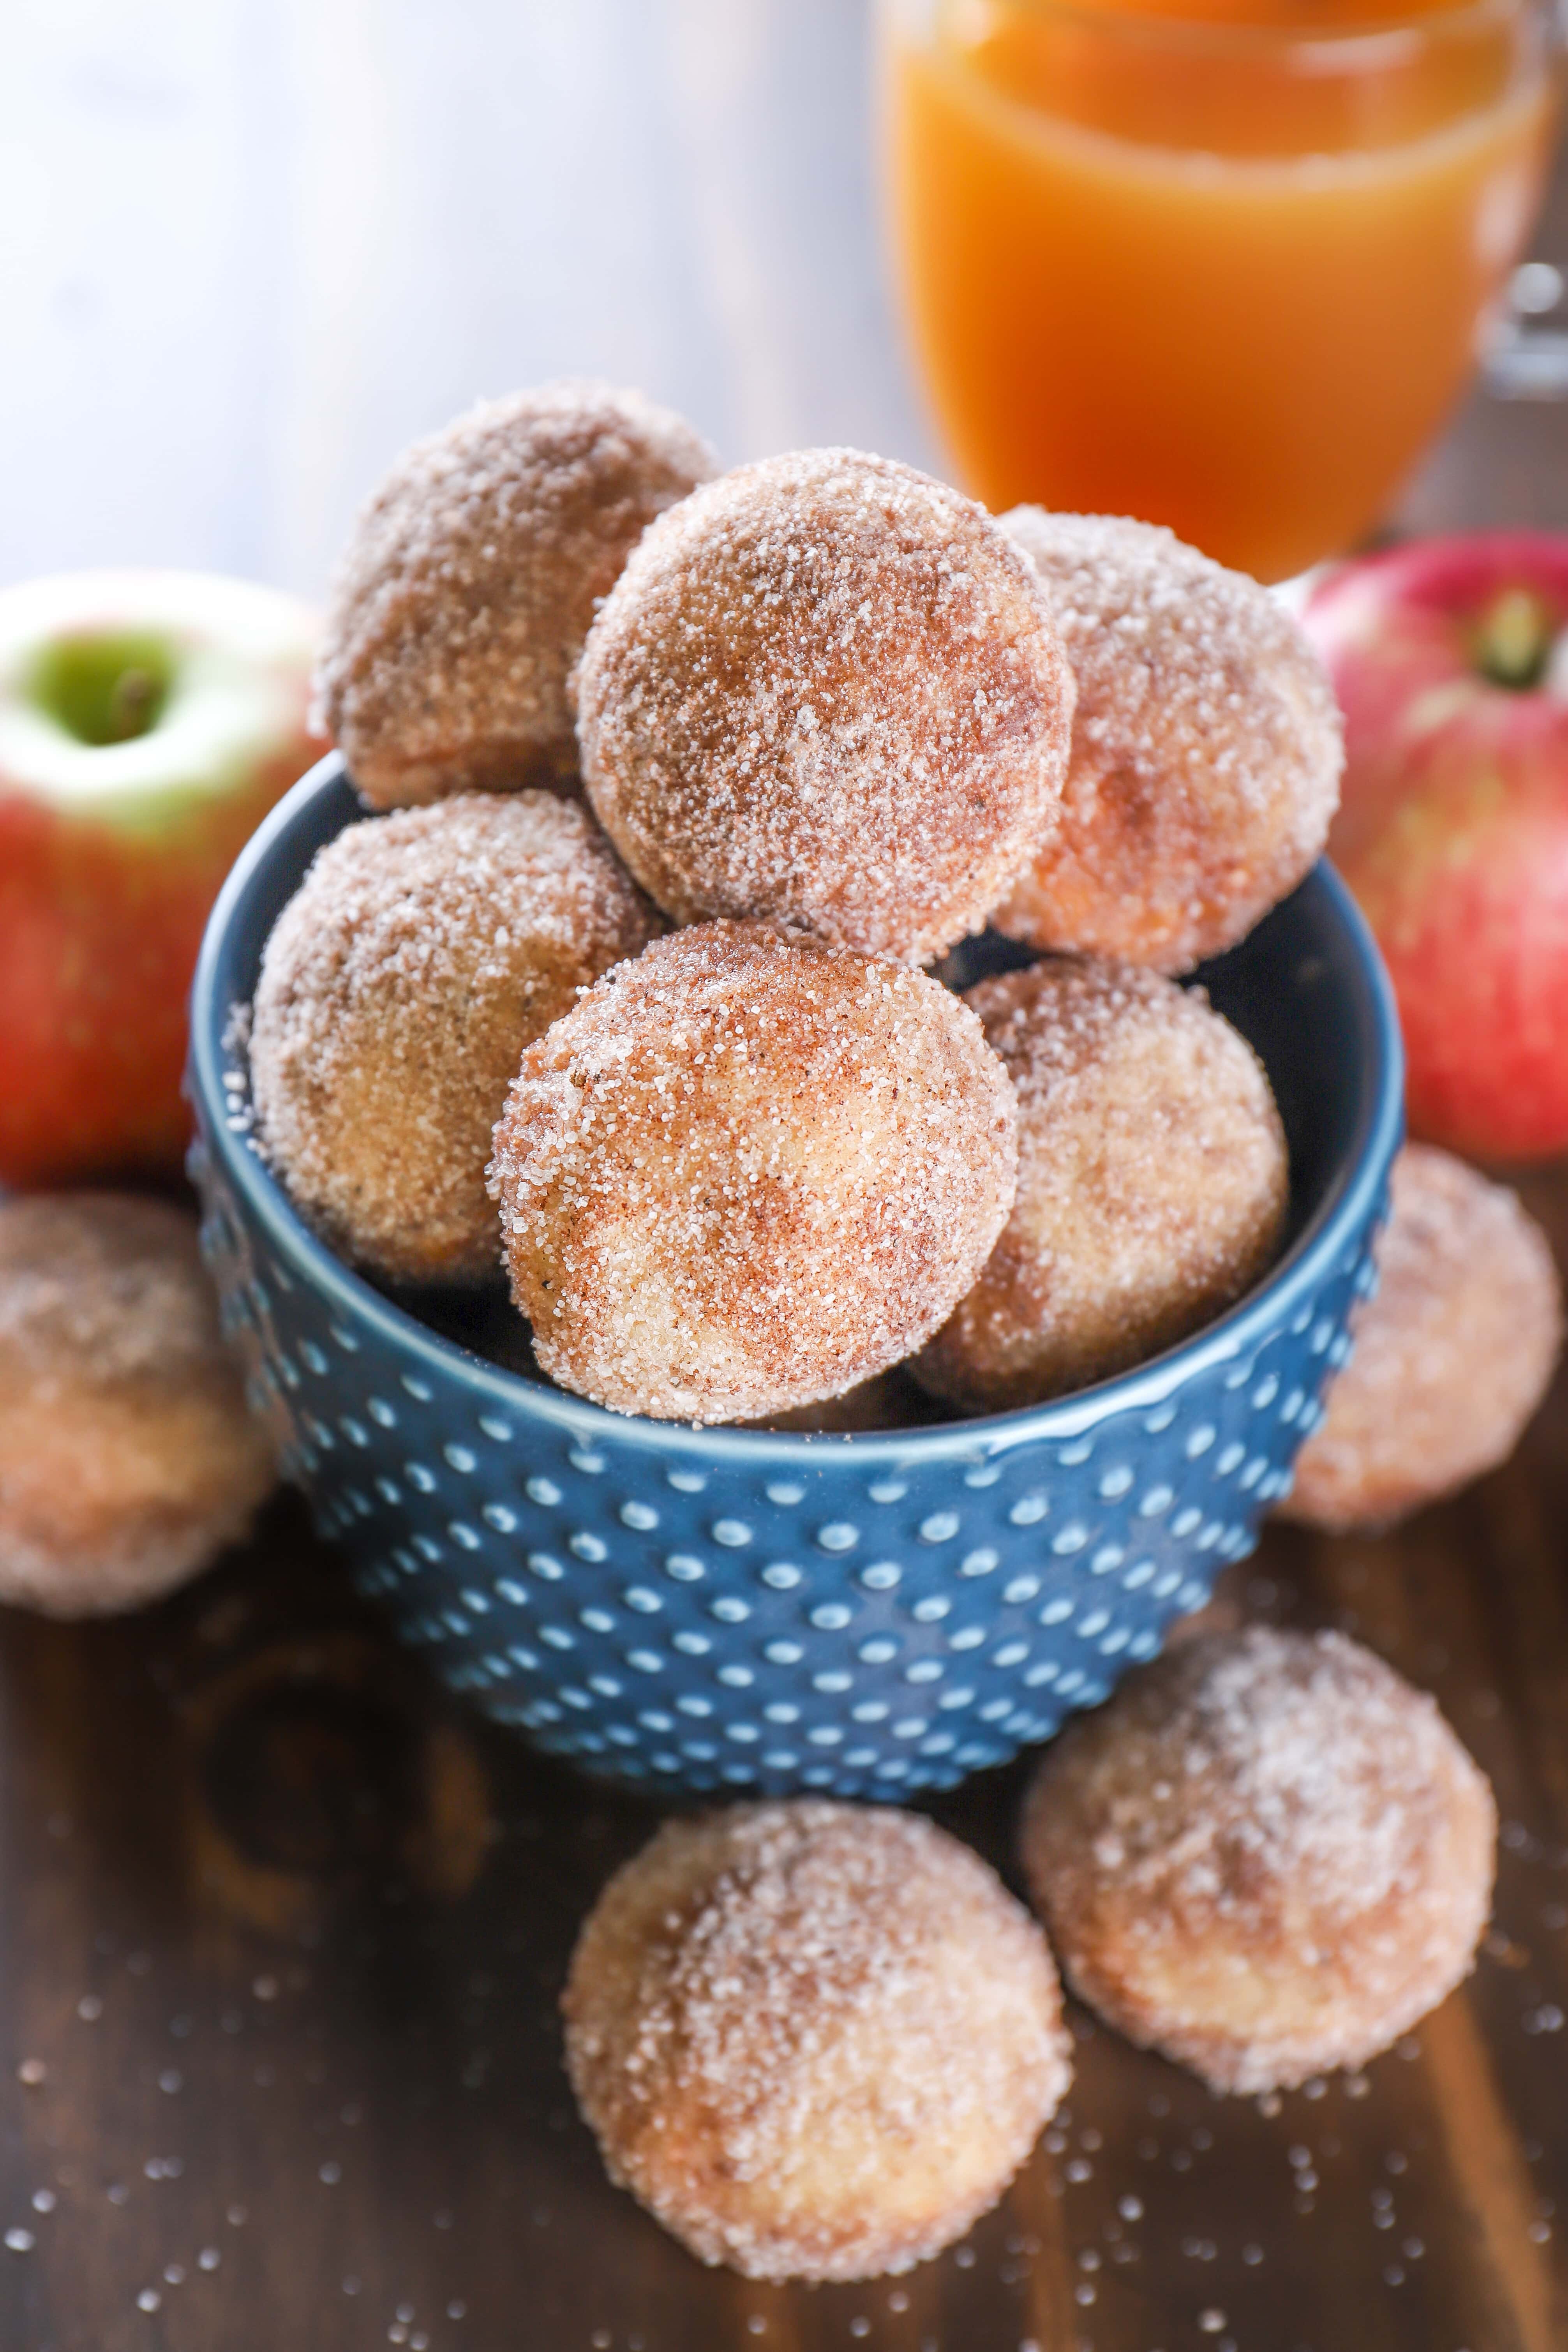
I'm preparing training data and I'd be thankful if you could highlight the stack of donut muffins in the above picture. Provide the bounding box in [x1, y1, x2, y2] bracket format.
[249, 381, 1520, 2281]
[254, 383, 1340, 1429]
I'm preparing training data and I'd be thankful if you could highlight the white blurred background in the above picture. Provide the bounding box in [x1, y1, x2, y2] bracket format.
[1, 0, 938, 596]
[3, 0, 1565, 601]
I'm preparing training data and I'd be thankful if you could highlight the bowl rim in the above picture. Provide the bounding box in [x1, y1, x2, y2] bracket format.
[189, 754, 1404, 1468]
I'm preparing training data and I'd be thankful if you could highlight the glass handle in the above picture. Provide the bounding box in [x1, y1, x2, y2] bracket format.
[1485, 261, 1568, 400]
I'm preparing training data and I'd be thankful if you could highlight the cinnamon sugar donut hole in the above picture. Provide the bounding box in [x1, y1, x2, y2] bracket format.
[991, 513, 1342, 973]
[1282, 1144, 1561, 1533]
[251, 794, 660, 1287]
[914, 958, 1288, 1412]
[0, 1195, 276, 1616]
[1019, 1628, 1496, 2096]
[575, 449, 1074, 963]
[314, 381, 716, 806]
[564, 1801, 1071, 2281]
[487, 922, 1018, 1423]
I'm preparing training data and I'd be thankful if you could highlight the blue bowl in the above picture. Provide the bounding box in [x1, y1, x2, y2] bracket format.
[187, 754, 1402, 1801]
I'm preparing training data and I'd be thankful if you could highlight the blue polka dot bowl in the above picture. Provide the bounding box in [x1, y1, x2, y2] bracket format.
[187, 754, 1402, 1801]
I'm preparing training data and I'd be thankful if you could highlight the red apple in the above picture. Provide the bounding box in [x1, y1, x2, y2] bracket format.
[1303, 533, 1568, 1162]
[0, 572, 323, 1186]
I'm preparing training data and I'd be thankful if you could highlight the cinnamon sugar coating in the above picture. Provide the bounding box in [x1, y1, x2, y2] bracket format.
[251, 795, 659, 1286]
[914, 958, 1288, 1411]
[564, 1801, 1071, 2281]
[991, 513, 1342, 973]
[1020, 1628, 1496, 2096]
[1282, 1144, 1561, 1533]
[575, 449, 1074, 963]
[314, 381, 716, 806]
[487, 922, 1018, 1423]
[0, 1196, 276, 1616]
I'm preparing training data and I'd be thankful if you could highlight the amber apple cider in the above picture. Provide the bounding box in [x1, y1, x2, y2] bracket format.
[882, 0, 1559, 580]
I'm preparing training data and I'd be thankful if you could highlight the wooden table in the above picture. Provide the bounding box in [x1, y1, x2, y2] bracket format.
[3, 1204, 1568, 2352]
[5, 9, 1568, 2346]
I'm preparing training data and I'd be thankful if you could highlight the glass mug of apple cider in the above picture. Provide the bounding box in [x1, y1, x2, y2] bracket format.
[880, 0, 1562, 582]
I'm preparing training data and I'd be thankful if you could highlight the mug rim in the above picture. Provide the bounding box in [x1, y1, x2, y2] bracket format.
[884, 0, 1552, 70]
[189, 753, 1404, 1469]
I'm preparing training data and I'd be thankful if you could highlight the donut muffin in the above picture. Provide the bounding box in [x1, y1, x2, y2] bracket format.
[992, 512, 1342, 972]
[1283, 1143, 1561, 1532]
[488, 922, 1018, 1422]
[251, 794, 659, 1285]
[564, 1801, 1071, 2280]
[314, 380, 716, 805]
[0, 1195, 276, 1615]
[1020, 1627, 1496, 2094]
[915, 958, 1288, 1410]
[575, 448, 1074, 963]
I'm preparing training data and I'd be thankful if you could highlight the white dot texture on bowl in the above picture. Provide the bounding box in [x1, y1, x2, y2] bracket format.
[192, 1115, 1378, 1798]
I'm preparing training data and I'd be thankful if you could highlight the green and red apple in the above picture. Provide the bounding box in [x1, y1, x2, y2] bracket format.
[1303, 534, 1568, 1162]
[0, 572, 323, 1186]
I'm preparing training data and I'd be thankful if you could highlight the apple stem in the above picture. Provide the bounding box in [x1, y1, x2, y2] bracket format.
[106, 668, 160, 743]
[1474, 587, 1556, 689]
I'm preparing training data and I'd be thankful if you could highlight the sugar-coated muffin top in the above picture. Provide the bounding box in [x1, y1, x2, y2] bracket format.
[993, 511, 1341, 972]
[1283, 1142, 1561, 1531]
[1020, 1627, 1496, 2094]
[250, 792, 660, 1285]
[315, 379, 716, 805]
[488, 920, 1018, 1421]
[564, 1799, 1071, 2280]
[916, 956, 1287, 1410]
[0, 1194, 277, 1614]
[576, 448, 1074, 963]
